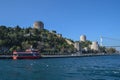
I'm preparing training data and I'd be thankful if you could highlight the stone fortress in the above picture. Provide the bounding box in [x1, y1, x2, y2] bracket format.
[33, 21, 99, 53]
[74, 35, 99, 52]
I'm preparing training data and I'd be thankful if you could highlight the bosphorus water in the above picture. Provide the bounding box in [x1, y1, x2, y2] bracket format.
[0, 55, 120, 80]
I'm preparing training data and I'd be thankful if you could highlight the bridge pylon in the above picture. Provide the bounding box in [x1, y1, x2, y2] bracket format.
[100, 36, 103, 46]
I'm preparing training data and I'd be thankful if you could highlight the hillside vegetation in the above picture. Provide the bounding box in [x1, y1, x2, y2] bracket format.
[0, 26, 75, 54]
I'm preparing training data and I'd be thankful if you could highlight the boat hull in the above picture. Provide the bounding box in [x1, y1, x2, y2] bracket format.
[13, 49, 40, 60]
[13, 56, 40, 59]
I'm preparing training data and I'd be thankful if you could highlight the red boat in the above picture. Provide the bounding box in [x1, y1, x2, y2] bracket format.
[13, 49, 40, 60]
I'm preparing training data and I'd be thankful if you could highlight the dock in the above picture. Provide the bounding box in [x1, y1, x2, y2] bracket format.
[0, 55, 12, 59]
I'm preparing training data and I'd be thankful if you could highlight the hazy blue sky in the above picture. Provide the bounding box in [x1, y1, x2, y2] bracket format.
[0, 0, 120, 46]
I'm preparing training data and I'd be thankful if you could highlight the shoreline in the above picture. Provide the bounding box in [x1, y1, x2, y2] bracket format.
[41, 53, 117, 58]
[0, 53, 119, 59]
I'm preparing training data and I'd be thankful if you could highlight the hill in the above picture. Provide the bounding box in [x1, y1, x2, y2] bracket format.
[0, 25, 75, 55]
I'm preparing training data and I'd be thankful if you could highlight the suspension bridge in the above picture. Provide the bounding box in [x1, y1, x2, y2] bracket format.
[100, 36, 120, 48]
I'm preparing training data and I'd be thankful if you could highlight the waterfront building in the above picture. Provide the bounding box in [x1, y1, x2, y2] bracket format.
[33, 21, 44, 29]
[80, 35, 86, 42]
[91, 41, 99, 51]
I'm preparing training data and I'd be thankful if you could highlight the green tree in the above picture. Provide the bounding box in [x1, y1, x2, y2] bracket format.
[106, 48, 116, 53]
[80, 40, 92, 48]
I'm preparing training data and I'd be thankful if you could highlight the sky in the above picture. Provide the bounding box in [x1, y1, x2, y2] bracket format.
[0, 0, 120, 46]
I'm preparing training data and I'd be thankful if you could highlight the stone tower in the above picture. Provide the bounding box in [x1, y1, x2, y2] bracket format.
[33, 21, 44, 29]
[80, 35, 86, 42]
[91, 41, 99, 51]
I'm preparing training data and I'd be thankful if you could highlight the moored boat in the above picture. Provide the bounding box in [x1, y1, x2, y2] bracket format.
[13, 49, 40, 60]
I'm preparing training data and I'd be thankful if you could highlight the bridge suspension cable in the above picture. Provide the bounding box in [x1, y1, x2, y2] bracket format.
[102, 36, 120, 41]
[100, 36, 120, 47]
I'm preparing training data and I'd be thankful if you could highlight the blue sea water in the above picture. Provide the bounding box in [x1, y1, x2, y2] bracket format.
[0, 55, 120, 80]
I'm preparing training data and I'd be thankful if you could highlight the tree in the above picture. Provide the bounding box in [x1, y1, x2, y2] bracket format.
[80, 40, 92, 48]
[0, 25, 76, 54]
[99, 46, 106, 53]
[14, 25, 21, 32]
[106, 48, 116, 53]
[51, 30, 57, 33]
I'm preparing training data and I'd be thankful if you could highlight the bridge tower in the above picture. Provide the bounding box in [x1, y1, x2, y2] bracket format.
[100, 36, 103, 46]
